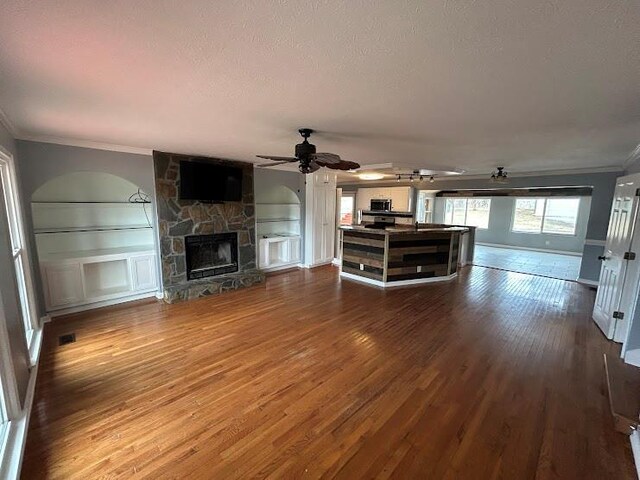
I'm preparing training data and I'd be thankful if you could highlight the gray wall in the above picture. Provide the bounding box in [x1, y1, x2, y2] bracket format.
[341, 171, 620, 282]
[0, 124, 30, 404]
[433, 196, 591, 254]
[16, 140, 159, 311]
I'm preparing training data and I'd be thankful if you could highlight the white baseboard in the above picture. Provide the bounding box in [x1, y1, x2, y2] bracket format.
[476, 242, 582, 257]
[577, 277, 599, 287]
[0, 331, 41, 479]
[302, 260, 335, 269]
[631, 430, 640, 480]
[261, 262, 301, 273]
[340, 271, 457, 288]
[48, 291, 158, 318]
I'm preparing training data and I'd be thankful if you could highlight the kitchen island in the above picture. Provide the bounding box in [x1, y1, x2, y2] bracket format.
[340, 225, 469, 287]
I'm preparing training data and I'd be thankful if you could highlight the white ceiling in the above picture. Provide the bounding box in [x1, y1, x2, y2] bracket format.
[0, 1, 639, 174]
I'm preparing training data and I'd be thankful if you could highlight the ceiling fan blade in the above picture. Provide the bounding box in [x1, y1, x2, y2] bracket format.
[323, 160, 361, 171]
[256, 155, 299, 162]
[309, 152, 341, 165]
[257, 161, 297, 167]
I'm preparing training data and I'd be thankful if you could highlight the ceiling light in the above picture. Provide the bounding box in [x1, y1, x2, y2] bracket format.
[358, 173, 385, 180]
[490, 167, 508, 183]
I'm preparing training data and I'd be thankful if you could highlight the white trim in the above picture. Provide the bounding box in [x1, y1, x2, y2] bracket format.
[584, 239, 606, 247]
[261, 262, 302, 273]
[302, 260, 335, 269]
[48, 291, 157, 318]
[15, 134, 152, 156]
[476, 242, 582, 257]
[0, 359, 38, 480]
[27, 328, 42, 367]
[331, 258, 341, 266]
[630, 430, 640, 480]
[340, 270, 457, 288]
[0, 149, 40, 332]
[155, 291, 164, 300]
[577, 277, 599, 288]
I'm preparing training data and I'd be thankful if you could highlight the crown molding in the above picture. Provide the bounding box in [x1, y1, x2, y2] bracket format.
[16, 134, 152, 156]
[0, 105, 18, 138]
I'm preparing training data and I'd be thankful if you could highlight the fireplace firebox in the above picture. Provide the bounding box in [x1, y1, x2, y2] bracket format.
[185, 233, 238, 280]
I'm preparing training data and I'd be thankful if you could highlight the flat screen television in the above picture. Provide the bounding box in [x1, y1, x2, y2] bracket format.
[179, 160, 243, 202]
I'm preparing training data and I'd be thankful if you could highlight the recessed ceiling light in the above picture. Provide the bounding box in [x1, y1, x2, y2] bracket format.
[358, 173, 385, 180]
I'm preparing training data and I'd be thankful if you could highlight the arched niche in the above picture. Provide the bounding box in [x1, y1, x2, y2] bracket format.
[256, 184, 301, 205]
[31, 171, 149, 203]
[31, 172, 155, 256]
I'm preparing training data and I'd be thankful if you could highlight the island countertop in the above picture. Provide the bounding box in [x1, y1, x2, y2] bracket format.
[339, 225, 470, 287]
[339, 224, 469, 235]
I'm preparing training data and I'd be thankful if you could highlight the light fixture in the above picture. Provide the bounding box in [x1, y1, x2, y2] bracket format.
[490, 167, 508, 183]
[358, 173, 385, 180]
[429, 176, 435, 183]
[395, 170, 431, 182]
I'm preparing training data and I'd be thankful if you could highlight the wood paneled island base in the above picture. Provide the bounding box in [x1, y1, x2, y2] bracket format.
[340, 225, 468, 287]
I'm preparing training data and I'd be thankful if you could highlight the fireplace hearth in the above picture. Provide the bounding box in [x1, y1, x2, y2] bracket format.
[185, 233, 238, 280]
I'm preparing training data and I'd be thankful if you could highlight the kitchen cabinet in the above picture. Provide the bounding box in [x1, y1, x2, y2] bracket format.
[40, 247, 158, 313]
[304, 171, 337, 267]
[356, 187, 413, 213]
[258, 235, 301, 271]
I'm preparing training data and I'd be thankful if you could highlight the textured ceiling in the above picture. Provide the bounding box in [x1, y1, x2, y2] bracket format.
[0, 1, 639, 174]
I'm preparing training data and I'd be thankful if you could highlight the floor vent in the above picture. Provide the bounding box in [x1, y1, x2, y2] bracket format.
[58, 333, 76, 346]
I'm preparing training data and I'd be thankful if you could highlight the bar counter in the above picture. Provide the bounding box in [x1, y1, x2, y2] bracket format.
[339, 225, 469, 287]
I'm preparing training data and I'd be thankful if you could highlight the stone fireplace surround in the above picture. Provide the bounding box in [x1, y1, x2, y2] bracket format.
[153, 151, 264, 303]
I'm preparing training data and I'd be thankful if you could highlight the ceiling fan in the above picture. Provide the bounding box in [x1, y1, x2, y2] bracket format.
[257, 128, 360, 174]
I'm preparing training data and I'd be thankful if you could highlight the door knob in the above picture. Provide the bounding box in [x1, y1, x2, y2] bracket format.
[598, 255, 608, 260]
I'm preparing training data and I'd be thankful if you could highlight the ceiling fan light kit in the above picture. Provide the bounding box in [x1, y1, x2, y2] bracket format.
[257, 128, 361, 174]
[490, 167, 508, 183]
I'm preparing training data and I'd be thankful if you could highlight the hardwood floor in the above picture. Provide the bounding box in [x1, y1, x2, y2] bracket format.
[22, 266, 635, 479]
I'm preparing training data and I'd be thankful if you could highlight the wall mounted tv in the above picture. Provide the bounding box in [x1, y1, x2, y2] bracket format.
[179, 160, 243, 202]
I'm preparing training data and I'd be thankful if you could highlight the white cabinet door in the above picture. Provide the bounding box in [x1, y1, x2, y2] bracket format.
[130, 255, 157, 291]
[323, 184, 336, 261]
[258, 239, 269, 268]
[289, 237, 301, 263]
[389, 187, 411, 211]
[44, 263, 84, 308]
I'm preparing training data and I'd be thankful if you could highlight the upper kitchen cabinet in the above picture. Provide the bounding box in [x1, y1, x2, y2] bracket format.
[356, 186, 414, 212]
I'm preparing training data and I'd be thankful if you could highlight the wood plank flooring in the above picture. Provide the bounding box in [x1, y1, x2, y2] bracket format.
[21, 266, 635, 479]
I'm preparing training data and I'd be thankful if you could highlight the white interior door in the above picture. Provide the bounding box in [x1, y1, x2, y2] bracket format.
[593, 181, 638, 339]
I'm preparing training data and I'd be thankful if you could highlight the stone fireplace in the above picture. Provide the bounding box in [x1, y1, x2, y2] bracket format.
[185, 233, 238, 280]
[153, 151, 264, 303]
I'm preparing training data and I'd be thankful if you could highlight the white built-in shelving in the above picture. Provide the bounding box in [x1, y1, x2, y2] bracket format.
[31, 172, 158, 314]
[255, 188, 301, 271]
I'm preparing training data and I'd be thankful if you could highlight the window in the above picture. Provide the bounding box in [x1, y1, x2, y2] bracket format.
[339, 194, 355, 225]
[444, 198, 491, 228]
[416, 191, 433, 223]
[512, 197, 580, 235]
[0, 152, 38, 340]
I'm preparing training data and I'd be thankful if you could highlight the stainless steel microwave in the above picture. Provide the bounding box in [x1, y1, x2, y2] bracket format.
[370, 199, 392, 211]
